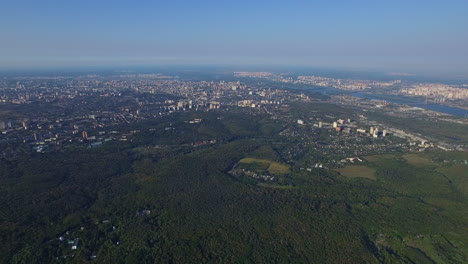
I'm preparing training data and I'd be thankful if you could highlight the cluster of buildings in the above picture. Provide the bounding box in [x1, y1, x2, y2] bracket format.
[294, 115, 394, 141]
[231, 71, 401, 91]
[0, 75, 316, 156]
[296, 76, 400, 91]
[235, 71, 468, 110]
[311, 118, 389, 138]
[281, 116, 407, 166]
[1, 72, 461, 158]
[399, 84, 468, 101]
[233, 72, 273, 78]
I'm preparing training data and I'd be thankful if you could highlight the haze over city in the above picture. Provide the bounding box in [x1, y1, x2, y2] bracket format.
[1, 0, 467, 76]
[2, 1, 468, 263]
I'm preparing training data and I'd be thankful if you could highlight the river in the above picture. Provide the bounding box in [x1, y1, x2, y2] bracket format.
[294, 86, 467, 118]
[350, 92, 467, 117]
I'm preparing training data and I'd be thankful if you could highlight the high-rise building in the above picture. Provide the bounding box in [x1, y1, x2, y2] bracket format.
[209, 101, 220, 109]
[333, 122, 338, 128]
[22, 120, 28, 130]
[318, 121, 323, 128]
[373, 128, 379, 138]
[0, 121, 5, 130]
[82, 131, 88, 139]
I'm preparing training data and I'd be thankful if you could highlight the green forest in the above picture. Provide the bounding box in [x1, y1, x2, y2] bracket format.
[1, 109, 467, 263]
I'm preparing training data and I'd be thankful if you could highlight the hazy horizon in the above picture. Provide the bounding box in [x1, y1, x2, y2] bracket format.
[1, 0, 467, 77]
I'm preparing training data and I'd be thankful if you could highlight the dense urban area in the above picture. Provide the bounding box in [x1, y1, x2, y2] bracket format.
[1, 72, 467, 158]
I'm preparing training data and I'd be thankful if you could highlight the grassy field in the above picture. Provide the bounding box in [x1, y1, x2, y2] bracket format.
[238, 157, 290, 176]
[403, 234, 467, 263]
[335, 165, 377, 180]
[437, 164, 468, 196]
[0, 110, 23, 119]
[364, 154, 395, 163]
[403, 153, 434, 167]
[257, 183, 296, 189]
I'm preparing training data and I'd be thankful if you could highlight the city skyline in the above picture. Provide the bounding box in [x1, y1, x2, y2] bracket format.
[1, 0, 467, 76]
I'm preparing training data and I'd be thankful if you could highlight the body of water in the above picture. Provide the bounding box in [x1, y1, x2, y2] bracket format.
[290, 85, 467, 117]
[350, 92, 467, 117]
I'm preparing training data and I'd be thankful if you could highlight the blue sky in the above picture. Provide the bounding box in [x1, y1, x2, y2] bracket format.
[1, 0, 467, 74]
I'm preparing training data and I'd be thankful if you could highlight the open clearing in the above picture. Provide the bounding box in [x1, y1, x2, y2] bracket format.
[437, 165, 468, 195]
[239, 158, 290, 176]
[336, 165, 376, 180]
[257, 183, 295, 189]
[403, 154, 433, 167]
